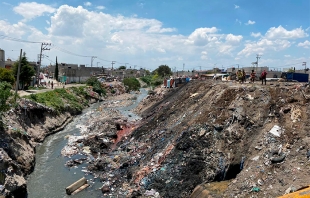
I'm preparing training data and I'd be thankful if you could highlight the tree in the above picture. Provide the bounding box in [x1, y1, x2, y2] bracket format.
[0, 82, 13, 128]
[118, 66, 126, 70]
[12, 52, 35, 89]
[0, 68, 15, 85]
[86, 76, 106, 95]
[152, 65, 172, 77]
[55, 56, 59, 81]
[123, 77, 141, 92]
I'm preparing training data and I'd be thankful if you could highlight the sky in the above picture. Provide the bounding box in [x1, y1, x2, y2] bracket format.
[0, 0, 310, 71]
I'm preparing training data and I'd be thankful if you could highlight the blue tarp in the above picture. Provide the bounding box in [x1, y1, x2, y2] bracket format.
[167, 80, 170, 88]
[286, 73, 309, 82]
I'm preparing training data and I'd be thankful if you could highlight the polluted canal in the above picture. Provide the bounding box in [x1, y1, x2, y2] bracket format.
[27, 89, 148, 198]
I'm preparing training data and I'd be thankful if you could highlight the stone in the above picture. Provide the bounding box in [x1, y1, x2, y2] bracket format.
[101, 185, 110, 194]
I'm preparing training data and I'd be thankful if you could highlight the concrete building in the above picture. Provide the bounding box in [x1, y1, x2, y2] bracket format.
[0, 48, 5, 68]
[45, 63, 104, 83]
[105, 68, 147, 79]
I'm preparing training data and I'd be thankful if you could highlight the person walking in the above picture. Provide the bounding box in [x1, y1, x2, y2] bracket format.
[242, 69, 246, 83]
[51, 81, 54, 89]
[250, 70, 256, 83]
[237, 70, 243, 83]
[261, 70, 267, 85]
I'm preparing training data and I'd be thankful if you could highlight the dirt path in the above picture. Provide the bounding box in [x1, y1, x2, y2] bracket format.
[17, 83, 85, 97]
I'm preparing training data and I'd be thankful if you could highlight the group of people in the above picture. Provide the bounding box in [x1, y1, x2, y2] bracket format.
[236, 69, 246, 83]
[236, 69, 268, 85]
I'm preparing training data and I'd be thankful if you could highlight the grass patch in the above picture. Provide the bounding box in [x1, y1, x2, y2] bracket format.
[24, 86, 88, 113]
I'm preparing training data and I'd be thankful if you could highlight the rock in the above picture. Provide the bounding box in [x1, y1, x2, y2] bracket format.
[213, 124, 224, 131]
[4, 174, 27, 196]
[101, 185, 110, 193]
[106, 131, 118, 139]
[248, 87, 256, 92]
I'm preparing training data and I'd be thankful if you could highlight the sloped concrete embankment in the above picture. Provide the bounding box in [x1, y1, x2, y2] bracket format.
[119, 81, 310, 197]
[0, 95, 99, 197]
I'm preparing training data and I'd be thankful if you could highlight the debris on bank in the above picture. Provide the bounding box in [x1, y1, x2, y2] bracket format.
[60, 80, 310, 198]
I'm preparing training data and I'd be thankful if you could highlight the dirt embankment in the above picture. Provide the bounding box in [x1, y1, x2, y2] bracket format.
[0, 92, 100, 197]
[116, 80, 310, 197]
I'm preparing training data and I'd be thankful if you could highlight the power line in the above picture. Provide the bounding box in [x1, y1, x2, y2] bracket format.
[0, 34, 43, 43]
[272, 62, 304, 68]
[97, 57, 112, 63]
[51, 45, 92, 58]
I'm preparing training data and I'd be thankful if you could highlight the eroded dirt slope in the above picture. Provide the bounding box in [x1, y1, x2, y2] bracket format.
[123, 80, 310, 197]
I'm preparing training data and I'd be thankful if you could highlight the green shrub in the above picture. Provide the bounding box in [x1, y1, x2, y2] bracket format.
[86, 77, 106, 95]
[123, 78, 141, 92]
[0, 82, 13, 127]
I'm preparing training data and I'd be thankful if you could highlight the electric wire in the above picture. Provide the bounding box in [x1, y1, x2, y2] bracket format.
[0, 34, 43, 43]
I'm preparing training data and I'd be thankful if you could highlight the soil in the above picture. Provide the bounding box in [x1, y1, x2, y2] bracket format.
[61, 80, 310, 197]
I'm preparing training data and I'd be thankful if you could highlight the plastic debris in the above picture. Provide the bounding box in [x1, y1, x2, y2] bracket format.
[269, 125, 284, 137]
[251, 187, 260, 192]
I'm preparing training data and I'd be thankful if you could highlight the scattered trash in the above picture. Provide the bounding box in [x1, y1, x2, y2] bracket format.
[251, 187, 260, 192]
[269, 125, 285, 137]
[252, 156, 260, 161]
[144, 189, 160, 197]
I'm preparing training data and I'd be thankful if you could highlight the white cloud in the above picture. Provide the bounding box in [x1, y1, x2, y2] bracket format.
[13, 2, 56, 20]
[225, 34, 243, 44]
[265, 25, 308, 39]
[297, 40, 310, 48]
[84, 2, 92, 7]
[2, 2, 12, 6]
[235, 19, 241, 25]
[251, 32, 262, 38]
[1, 4, 309, 71]
[186, 27, 219, 46]
[96, 6, 105, 10]
[245, 20, 255, 25]
[284, 55, 291, 57]
[238, 39, 291, 57]
[138, 2, 144, 8]
[234, 4, 239, 9]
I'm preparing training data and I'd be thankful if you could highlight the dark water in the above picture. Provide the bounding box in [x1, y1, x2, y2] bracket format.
[27, 89, 148, 198]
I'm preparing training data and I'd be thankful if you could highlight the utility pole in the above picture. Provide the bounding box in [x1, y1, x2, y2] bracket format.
[37, 43, 51, 85]
[303, 62, 307, 73]
[90, 56, 96, 76]
[256, 54, 261, 69]
[15, 49, 22, 102]
[111, 61, 116, 70]
[90, 56, 97, 67]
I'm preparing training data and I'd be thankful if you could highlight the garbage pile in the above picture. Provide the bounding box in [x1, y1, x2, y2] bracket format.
[61, 80, 310, 197]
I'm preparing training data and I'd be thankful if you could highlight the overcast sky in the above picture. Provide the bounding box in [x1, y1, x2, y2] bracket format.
[0, 0, 309, 71]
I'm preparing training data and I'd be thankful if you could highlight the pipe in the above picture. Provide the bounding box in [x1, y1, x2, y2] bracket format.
[65, 177, 88, 195]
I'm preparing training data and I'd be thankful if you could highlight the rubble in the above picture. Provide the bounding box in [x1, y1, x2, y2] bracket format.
[2, 79, 310, 197]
